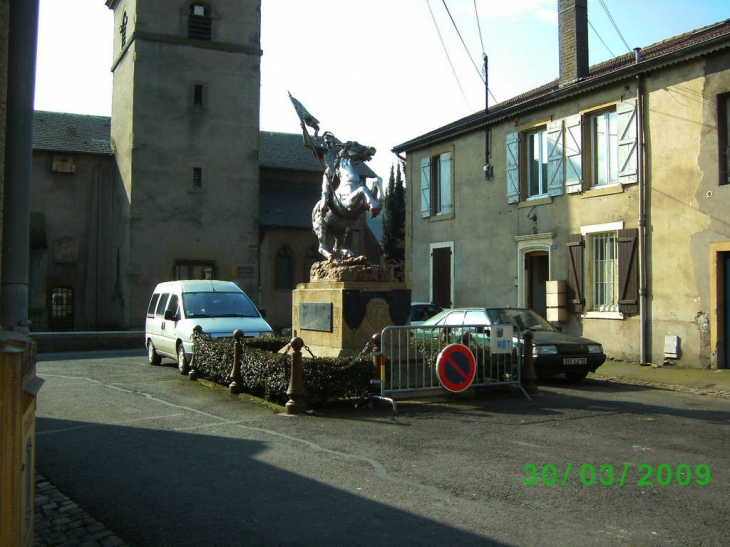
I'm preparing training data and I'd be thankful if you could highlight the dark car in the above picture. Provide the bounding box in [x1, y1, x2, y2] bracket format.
[409, 302, 444, 326]
[416, 307, 606, 381]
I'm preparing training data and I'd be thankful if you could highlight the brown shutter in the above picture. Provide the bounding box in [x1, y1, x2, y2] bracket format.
[618, 228, 639, 315]
[566, 234, 584, 313]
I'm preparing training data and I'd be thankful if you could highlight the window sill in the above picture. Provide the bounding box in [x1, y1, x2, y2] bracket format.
[518, 196, 552, 207]
[428, 212, 454, 221]
[584, 311, 624, 320]
[581, 185, 624, 199]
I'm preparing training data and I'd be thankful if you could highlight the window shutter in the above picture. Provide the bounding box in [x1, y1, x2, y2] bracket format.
[440, 152, 453, 215]
[618, 228, 639, 315]
[617, 99, 638, 185]
[566, 234, 584, 313]
[565, 114, 582, 193]
[420, 157, 431, 217]
[506, 132, 520, 203]
[547, 119, 564, 197]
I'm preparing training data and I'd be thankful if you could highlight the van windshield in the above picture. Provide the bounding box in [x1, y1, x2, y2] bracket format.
[182, 292, 260, 319]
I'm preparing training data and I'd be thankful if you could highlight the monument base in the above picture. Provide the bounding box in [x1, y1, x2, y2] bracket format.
[292, 281, 411, 358]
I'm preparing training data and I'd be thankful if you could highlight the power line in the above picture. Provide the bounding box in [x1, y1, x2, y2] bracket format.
[598, 0, 632, 54]
[441, 0, 484, 84]
[473, 0, 485, 56]
[426, 0, 472, 110]
[588, 18, 616, 58]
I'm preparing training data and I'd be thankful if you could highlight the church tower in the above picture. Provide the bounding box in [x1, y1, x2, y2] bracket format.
[105, 0, 262, 326]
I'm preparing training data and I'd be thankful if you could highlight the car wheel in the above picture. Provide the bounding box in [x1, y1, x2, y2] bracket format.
[147, 340, 162, 366]
[565, 372, 588, 382]
[177, 344, 190, 375]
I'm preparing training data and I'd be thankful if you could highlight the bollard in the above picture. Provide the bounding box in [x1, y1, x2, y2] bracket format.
[371, 332, 381, 380]
[188, 326, 202, 380]
[522, 329, 538, 394]
[229, 330, 244, 394]
[285, 337, 307, 415]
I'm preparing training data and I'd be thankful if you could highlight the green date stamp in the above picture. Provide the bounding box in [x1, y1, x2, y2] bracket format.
[523, 463, 711, 486]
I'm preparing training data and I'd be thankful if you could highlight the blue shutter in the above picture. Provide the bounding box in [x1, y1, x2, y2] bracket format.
[506, 132, 519, 204]
[547, 119, 564, 197]
[618, 99, 638, 185]
[439, 152, 452, 215]
[420, 157, 431, 217]
[565, 114, 582, 193]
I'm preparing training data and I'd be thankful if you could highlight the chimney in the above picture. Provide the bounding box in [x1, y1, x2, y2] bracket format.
[558, 0, 589, 87]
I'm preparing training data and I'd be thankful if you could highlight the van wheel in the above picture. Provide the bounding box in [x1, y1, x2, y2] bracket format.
[565, 372, 588, 382]
[147, 341, 162, 366]
[177, 344, 190, 375]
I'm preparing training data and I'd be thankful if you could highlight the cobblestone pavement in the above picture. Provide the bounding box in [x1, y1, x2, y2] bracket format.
[34, 473, 129, 547]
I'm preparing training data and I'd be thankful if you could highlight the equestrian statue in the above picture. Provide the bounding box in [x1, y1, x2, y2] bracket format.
[290, 93, 382, 260]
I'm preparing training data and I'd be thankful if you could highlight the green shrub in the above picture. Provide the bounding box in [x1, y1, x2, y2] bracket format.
[191, 334, 373, 408]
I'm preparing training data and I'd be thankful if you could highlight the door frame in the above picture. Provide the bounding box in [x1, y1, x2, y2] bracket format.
[515, 233, 554, 308]
[710, 242, 730, 369]
[429, 241, 454, 308]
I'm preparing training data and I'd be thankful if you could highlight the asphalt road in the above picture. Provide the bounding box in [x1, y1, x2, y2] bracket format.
[35, 350, 730, 547]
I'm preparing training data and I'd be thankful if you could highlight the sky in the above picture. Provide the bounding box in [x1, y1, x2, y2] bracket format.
[34, 0, 730, 182]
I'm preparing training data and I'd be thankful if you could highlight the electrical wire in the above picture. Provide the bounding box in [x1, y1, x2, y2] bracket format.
[598, 0, 632, 53]
[473, 0, 485, 56]
[426, 0, 472, 110]
[588, 18, 616, 57]
[441, 0, 484, 83]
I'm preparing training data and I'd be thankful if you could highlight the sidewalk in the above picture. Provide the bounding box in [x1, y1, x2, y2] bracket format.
[32, 361, 729, 546]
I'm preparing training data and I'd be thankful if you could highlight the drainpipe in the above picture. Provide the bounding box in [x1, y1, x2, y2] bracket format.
[1, 0, 39, 332]
[636, 67, 648, 365]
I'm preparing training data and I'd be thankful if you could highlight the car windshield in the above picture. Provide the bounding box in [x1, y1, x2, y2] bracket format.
[486, 308, 554, 332]
[182, 292, 260, 319]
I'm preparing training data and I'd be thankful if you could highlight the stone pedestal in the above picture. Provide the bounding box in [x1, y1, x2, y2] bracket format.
[292, 281, 410, 357]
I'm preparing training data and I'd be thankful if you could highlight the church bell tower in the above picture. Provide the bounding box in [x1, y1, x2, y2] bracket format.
[105, 0, 262, 325]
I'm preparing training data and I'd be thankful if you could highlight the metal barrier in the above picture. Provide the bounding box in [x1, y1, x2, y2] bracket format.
[371, 324, 532, 412]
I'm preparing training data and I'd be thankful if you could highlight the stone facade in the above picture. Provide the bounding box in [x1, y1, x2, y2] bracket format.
[395, 9, 730, 368]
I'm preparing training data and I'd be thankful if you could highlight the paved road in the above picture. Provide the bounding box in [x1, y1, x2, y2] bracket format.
[35, 350, 730, 547]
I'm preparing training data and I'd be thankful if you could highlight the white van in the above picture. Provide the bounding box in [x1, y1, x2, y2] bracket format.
[145, 280, 273, 374]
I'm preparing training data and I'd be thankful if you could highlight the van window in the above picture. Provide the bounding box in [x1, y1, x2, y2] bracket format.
[147, 294, 161, 317]
[155, 293, 170, 316]
[166, 294, 179, 316]
[183, 291, 259, 319]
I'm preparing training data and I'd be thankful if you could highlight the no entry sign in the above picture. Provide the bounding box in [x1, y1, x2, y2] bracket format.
[436, 343, 476, 392]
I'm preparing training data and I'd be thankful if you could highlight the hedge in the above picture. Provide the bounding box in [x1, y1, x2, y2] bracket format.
[191, 334, 374, 408]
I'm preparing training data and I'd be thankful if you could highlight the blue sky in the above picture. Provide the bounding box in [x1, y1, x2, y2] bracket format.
[34, 0, 729, 179]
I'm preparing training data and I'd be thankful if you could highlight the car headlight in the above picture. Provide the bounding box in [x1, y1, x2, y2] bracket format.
[587, 344, 603, 354]
[533, 345, 558, 356]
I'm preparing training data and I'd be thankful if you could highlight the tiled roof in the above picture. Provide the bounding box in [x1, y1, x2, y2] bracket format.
[259, 180, 319, 228]
[394, 18, 730, 151]
[260, 131, 379, 179]
[33, 111, 113, 155]
[259, 131, 321, 172]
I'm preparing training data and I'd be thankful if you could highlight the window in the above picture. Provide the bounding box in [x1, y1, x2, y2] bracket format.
[590, 109, 618, 187]
[194, 84, 204, 106]
[507, 100, 637, 200]
[420, 151, 452, 217]
[526, 127, 549, 197]
[507, 120, 563, 203]
[119, 11, 128, 48]
[720, 94, 730, 185]
[188, 3, 212, 41]
[174, 261, 214, 280]
[193, 167, 202, 188]
[275, 246, 294, 290]
[49, 287, 74, 331]
[566, 225, 639, 317]
[591, 232, 618, 311]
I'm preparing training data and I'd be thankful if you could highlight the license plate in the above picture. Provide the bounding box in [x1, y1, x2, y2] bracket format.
[564, 358, 587, 365]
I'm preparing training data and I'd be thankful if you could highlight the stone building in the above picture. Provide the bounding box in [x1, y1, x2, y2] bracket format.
[26, 0, 381, 334]
[394, 0, 730, 368]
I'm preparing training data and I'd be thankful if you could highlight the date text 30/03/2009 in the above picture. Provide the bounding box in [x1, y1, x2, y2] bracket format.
[523, 463, 711, 486]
